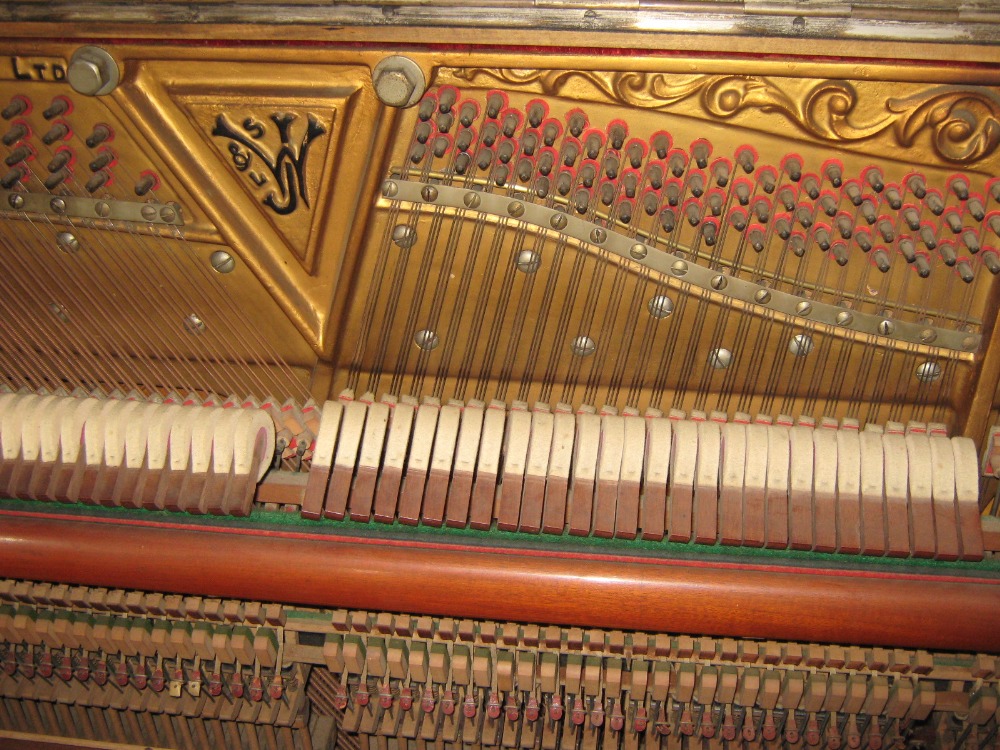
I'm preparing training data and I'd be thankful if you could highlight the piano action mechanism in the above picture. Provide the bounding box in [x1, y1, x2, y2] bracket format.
[1, 2, 1000, 748]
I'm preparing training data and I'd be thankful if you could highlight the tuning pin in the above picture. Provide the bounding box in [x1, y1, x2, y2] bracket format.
[566, 109, 587, 138]
[802, 174, 821, 199]
[957, 259, 975, 283]
[777, 186, 797, 212]
[688, 170, 705, 198]
[832, 242, 850, 266]
[843, 180, 864, 207]
[646, 162, 664, 191]
[4, 145, 31, 167]
[2, 121, 28, 146]
[775, 215, 792, 240]
[458, 101, 479, 128]
[814, 225, 831, 251]
[863, 166, 884, 193]
[854, 229, 873, 253]
[914, 253, 932, 278]
[925, 189, 945, 216]
[834, 212, 856, 239]
[967, 195, 985, 221]
[906, 172, 927, 199]
[873, 248, 892, 273]
[781, 154, 803, 182]
[579, 161, 597, 189]
[526, 100, 547, 128]
[1, 96, 28, 120]
[41, 121, 69, 145]
[85, 124, 112, 149]
[884, 184, 903, 210]
[877, 217, 895, 242]
[983, 249, 1000, 274]
[822, 159, 843, 187]
[736, 144, 757, 173]
[659, 208, 677, 234]
[691, 138, 711, 169]
[949, 174, 970, 201]
[668, 148, 687, 178]
[501, 110, 521, 139]
[651, 131, 671, 159]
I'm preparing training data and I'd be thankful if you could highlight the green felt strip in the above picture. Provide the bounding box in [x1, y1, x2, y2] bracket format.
[2, 497, 998, 574]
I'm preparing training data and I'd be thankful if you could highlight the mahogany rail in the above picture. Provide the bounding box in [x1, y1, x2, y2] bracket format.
[0, 510, 997, 652]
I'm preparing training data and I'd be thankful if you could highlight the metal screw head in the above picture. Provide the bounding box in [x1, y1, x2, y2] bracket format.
[915, 361, 942, 383]
[710, 274, 727, 291]
[515, 249, 541, 274]
[210, 250, 236, 274]
[963, 335, 979, 351]
[413, 329, 439, 351]
[508, 201, 525, 218]
[382, 181, 398, 198]
[550, 213, 568, 230]
[7, 193, 23, 209]
[50, 197, 66, 214]
[708, 347, 733, 369]
[795, 300, 812, 316]
[877, 319, 895, 336]
[570, 335, 596, 357]
[68, 46, 120, 96]
[463, 192, 481, 209]
[754, 288, 772, 304]
[94, 201, 111, 218]
[630, 243, 648, 260]
[671, 259, 688, 276]
[183, 313, 206, 335]
[159, 205, 177, 223]
[590, 227, 607, 245]
[789, 334, 814, 357]
[392, 225, 417, 248]
[420, 185, 438, 202]
[56, 231, 79, 253]
[140, 204, 158, 222]
[372, 56, 426, 109]
[836, 310, 854, 326]
[647, 295, 674, 319]
[919, 328, 937, 344]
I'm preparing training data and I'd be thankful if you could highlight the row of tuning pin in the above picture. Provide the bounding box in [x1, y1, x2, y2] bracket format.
[0, 94, 159, 196]
[402, 87, 1000, 284]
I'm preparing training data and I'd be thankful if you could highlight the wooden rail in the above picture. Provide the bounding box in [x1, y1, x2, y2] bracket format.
[1, 510, 998, 652]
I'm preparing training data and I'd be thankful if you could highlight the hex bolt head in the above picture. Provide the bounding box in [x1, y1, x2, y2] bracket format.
[68, 46, 120, 97]
[372, 56, 426, 108]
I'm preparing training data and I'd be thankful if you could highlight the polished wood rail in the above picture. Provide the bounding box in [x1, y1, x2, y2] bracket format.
[0, 510, 998, 652]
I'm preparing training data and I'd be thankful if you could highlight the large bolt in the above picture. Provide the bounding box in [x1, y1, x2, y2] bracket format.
[68, 46, 120, 96]
[372, 56, 426, 108]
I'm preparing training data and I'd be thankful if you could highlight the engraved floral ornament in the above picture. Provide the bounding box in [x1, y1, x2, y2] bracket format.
[451, 68, 1000, 164]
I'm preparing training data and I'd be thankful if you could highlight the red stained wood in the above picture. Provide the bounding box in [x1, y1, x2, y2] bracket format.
[0, 513, 997, 652]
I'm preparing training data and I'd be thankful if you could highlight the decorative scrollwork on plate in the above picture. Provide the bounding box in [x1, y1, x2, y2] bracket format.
[449, 68, 1000, 164]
